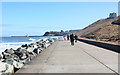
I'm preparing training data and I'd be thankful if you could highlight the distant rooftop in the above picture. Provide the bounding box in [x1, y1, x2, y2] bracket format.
[109, 12, 117, 18]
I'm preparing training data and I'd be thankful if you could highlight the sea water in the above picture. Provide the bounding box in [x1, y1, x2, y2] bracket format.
[0, 36, 59, 52]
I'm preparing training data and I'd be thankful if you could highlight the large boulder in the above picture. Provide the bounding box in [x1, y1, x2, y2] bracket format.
[0, 54, 3, 60]
[19, 58, 30, 64]
[14, 48, 29, 60]
[26, 47, 34, 52]
[33, 48, 42, 55]
[3, 58, 24, 69]
[2, 52, 12, 59]
[21, 44, 28, 49]
[0, 60, 14, 74]
[4, 48, 15, 54]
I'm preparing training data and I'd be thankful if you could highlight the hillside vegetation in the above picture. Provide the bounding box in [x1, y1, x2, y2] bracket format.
[77, 16, 120, 42]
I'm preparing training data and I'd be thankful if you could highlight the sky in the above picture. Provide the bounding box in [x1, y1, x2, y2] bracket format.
[2, 2, 118, 36]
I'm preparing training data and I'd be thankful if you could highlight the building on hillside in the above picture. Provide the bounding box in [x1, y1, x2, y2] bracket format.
[109, 13, 117, 18]
[61, 30, 64, 33]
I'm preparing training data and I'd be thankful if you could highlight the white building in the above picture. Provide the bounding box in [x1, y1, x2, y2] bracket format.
[109, 13, 117, 18]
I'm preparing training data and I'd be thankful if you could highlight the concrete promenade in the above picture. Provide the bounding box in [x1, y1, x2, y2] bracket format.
[17, 40, 118, 73]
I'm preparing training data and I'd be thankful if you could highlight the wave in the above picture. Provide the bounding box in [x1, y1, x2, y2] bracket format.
[0, 37, 40, 52]
[29, 38, 35, 41]
[0, 42, 31, 52]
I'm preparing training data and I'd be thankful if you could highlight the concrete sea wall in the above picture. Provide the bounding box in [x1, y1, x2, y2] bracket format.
[78, 39, 120, 53]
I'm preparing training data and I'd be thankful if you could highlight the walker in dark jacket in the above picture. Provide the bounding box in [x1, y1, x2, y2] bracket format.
[70, 33, 74, 45]
[75, 35, 78, 43]
[67, 35, 69, 40]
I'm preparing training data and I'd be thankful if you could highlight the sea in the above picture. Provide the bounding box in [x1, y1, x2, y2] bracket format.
[0, 36, 59, 52]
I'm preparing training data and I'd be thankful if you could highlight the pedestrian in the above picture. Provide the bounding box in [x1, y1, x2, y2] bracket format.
[67, 35, 69, 40]
[74, 34, 78, 43]
[70, 33, 74, 45]
[63, 36, 66, 40]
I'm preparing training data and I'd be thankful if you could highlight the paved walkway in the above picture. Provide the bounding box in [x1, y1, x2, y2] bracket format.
[17, 41, 118, 73]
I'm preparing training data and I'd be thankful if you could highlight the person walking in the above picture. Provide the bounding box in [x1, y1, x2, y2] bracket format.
[63, 36, 66, 40]
[67, 35, 69, 40]
[75, 34, 78, 43]
[70, 33, 74, 45]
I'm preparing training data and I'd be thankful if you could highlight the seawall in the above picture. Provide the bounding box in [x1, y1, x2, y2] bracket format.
[78, 39, 120, 53]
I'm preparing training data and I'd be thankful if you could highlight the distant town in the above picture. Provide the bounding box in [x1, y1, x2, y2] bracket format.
[11, 29, 80, 37]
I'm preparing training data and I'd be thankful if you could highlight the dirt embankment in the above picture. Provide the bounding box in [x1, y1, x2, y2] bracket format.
[76, 16, 120, 45]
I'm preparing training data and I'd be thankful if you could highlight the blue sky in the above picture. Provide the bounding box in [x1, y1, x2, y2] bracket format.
[2, 2, 118, 36]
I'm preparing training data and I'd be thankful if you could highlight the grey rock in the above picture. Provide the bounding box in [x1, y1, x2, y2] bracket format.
[0, 61, 14, 74]
[33, 48, 42, 55]
[3, 58, 24, 69]
[4, 48, 15, 54]
[19, 58, 30, 64]
[2, 52, 12, 59]
[21, 44, 28, 49]
[0, 54, 2, 60]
